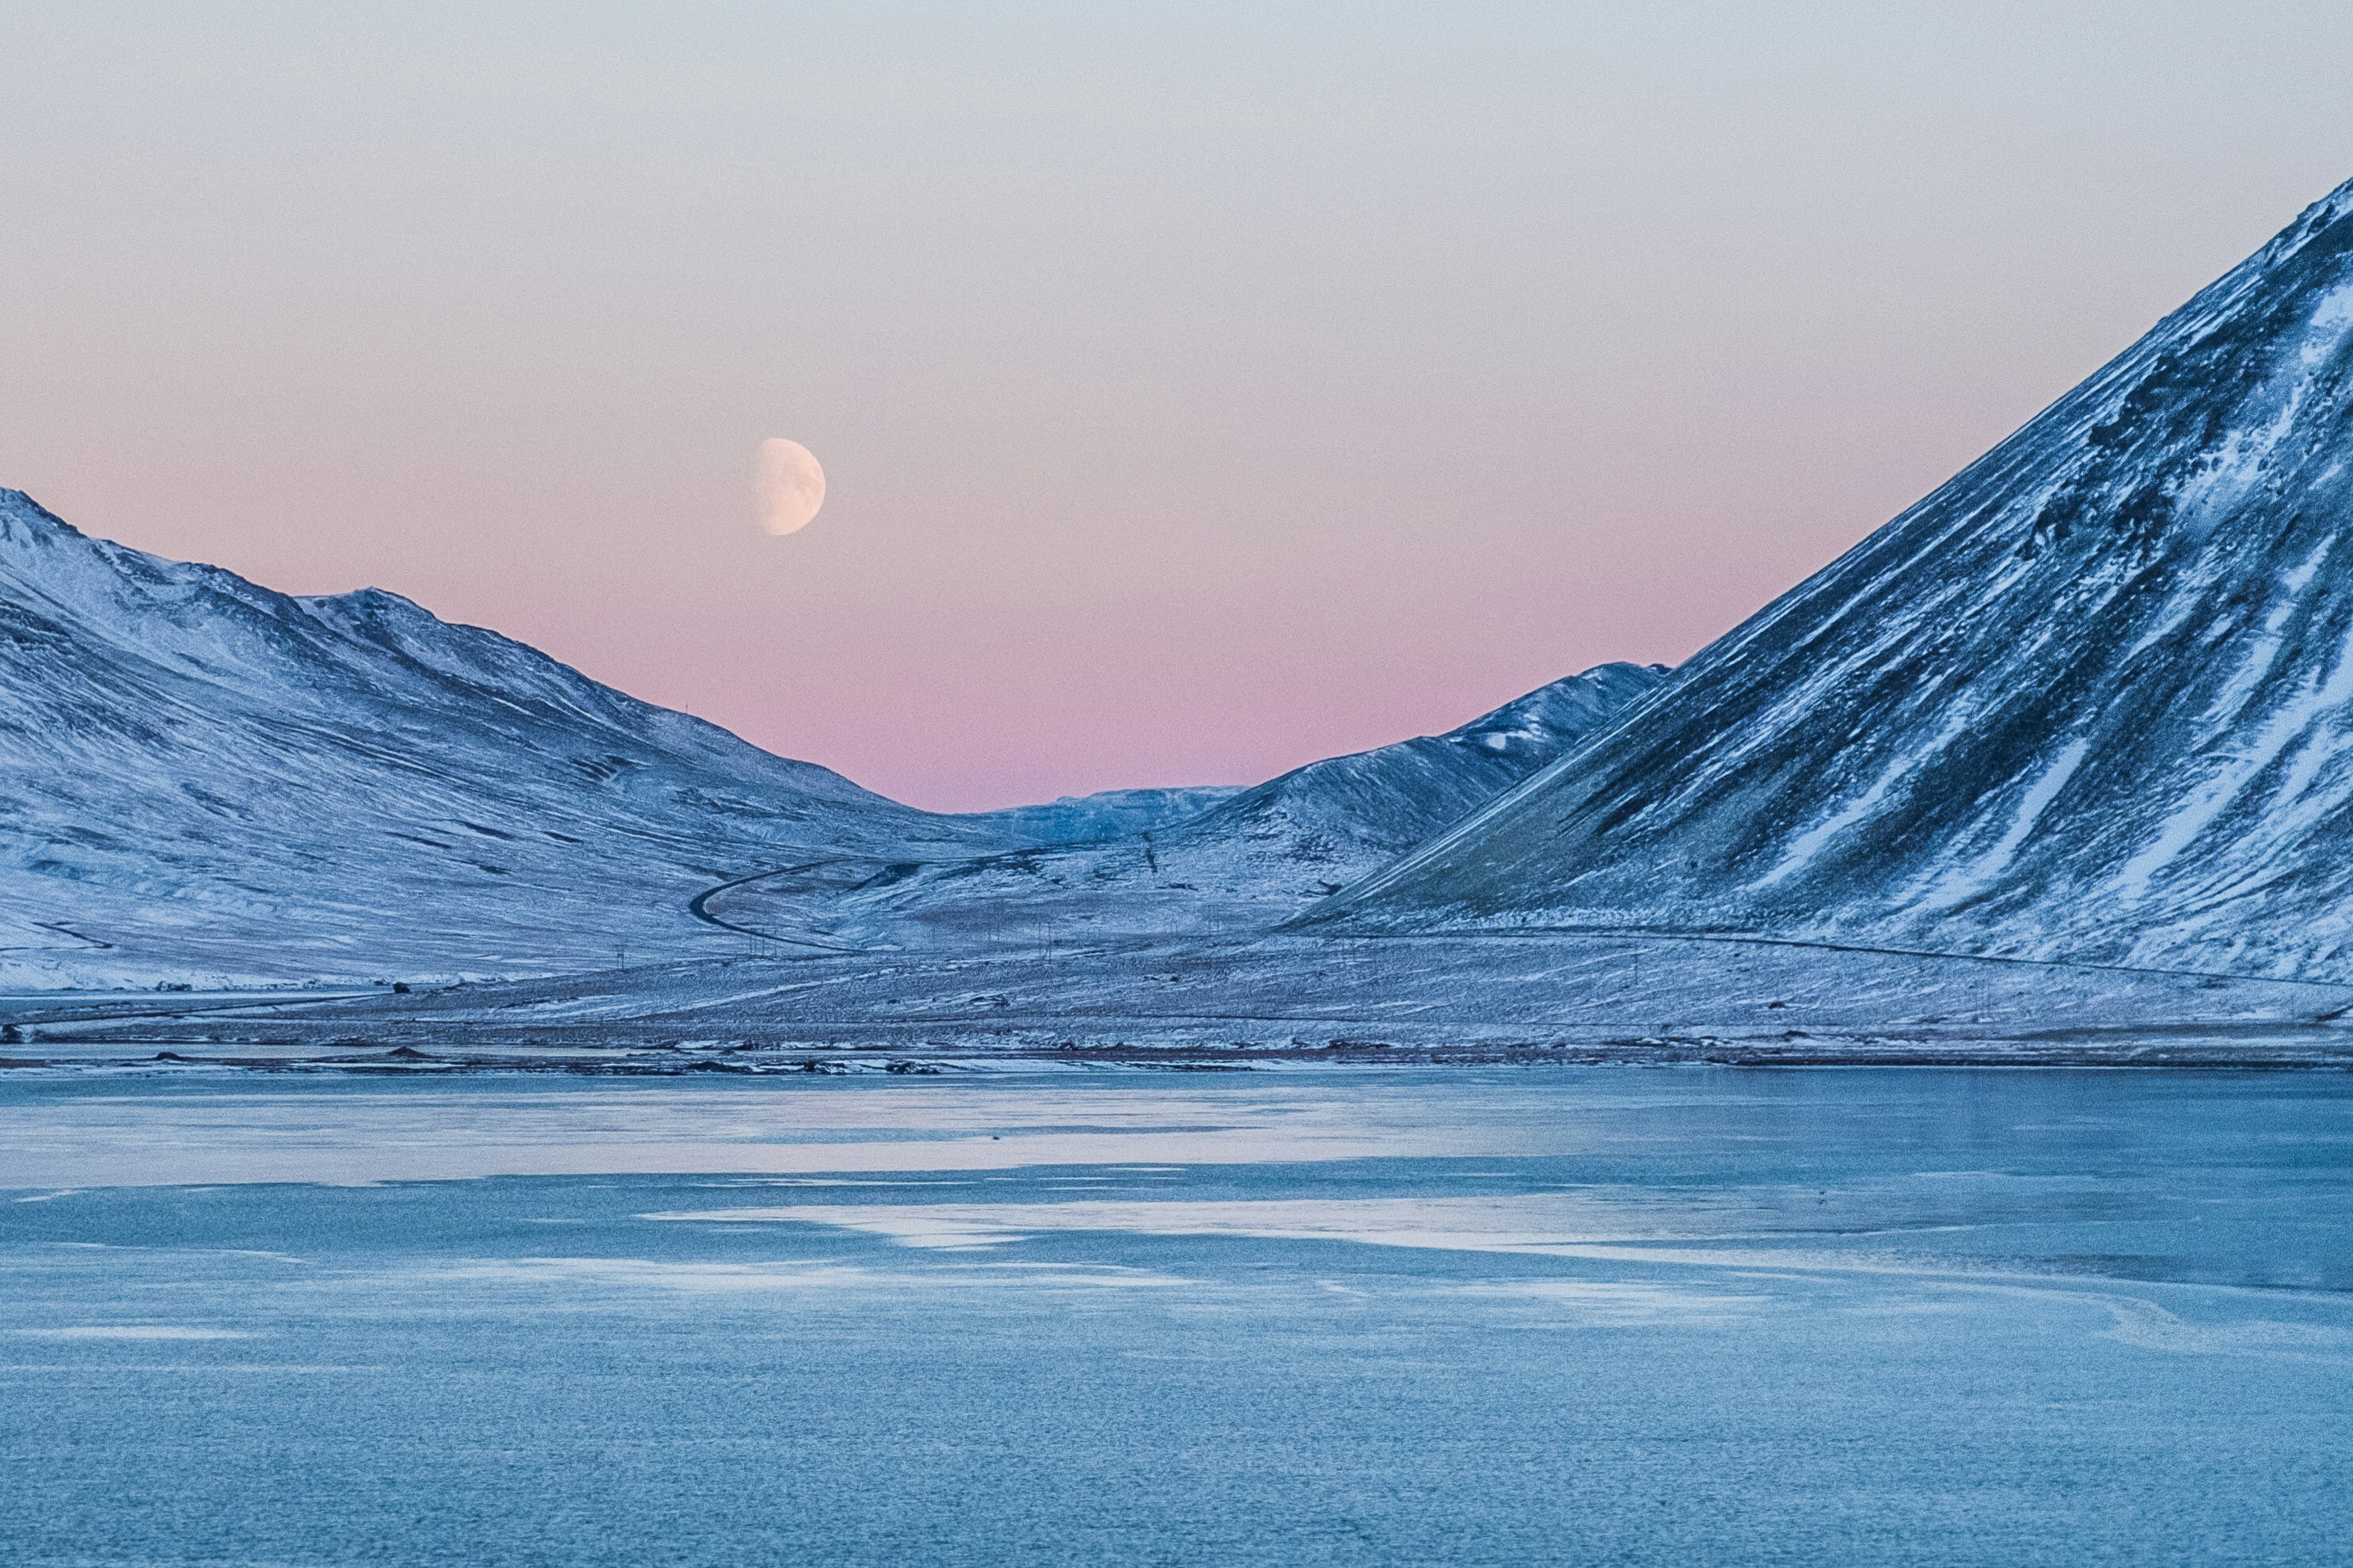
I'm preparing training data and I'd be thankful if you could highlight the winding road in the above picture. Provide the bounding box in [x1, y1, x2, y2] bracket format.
[686, 856, 876, 954]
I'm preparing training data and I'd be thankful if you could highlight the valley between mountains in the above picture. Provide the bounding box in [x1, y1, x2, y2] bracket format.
[21, 177, 2353, 1066]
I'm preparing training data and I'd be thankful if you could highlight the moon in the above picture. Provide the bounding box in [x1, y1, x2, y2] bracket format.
[757, 438, 826, 535]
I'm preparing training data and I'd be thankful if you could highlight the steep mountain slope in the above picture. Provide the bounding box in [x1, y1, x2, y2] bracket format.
[707, 663, 1668, 945]
[0, 491, 1013, 987]
[1325, 177, 2353, 982]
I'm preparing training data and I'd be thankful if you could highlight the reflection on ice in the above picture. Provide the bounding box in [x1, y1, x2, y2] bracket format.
[432, 1255, 1188, 1293]
[7, 1325, 253, 1341]
[0, 1080, 1522, 1188]
[2093, 1297, 2353, 1359]
[644, 1194, 1758, 1253]
[1448, 1279, 1769, 1326]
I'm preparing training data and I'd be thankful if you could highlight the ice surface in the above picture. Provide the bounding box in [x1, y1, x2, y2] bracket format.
[2, 1069, 2349, 1565]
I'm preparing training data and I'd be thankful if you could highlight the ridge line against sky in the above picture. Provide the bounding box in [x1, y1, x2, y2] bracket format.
[6, 2, 2353, 809]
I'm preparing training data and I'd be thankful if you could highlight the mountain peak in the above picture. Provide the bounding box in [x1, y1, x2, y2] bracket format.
[1324, 175, 2353, 983]
[0, 488, 76, 532]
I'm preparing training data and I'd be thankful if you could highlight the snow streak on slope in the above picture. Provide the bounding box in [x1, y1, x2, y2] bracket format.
[1324, 177, 2353, 982]
[708, 663, 1668, 946]
[0, 492, 1013, 987]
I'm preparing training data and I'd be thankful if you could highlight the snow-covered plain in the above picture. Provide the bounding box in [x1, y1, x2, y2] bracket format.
[13, 928, 2353, 1069]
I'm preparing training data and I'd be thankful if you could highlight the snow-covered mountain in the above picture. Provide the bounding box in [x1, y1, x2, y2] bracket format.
[2, 486, 1664, 986]
[705, 662, 1668, 946]
[964, 784, 1245, 845]
[0, 490, 1015, 987]
[1325, 176, 2353, 983]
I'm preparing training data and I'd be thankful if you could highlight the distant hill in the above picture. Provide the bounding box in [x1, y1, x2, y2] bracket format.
[1170, 662, 1665, 869]
[709, 662, 1669, 946]
[965, 784, 1245, 845]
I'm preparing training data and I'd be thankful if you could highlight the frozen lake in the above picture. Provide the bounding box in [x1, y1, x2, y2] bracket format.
[3, 1067, 2349, 1565]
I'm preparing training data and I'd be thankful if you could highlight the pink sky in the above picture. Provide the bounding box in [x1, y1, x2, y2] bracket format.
[7, 5, 2353, 808]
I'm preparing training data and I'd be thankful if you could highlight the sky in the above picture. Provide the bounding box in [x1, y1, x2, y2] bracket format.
[6, 3, 2353, 811]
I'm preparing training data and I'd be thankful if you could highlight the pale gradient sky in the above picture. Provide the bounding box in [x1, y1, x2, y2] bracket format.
[6, 3, 2353, 808]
